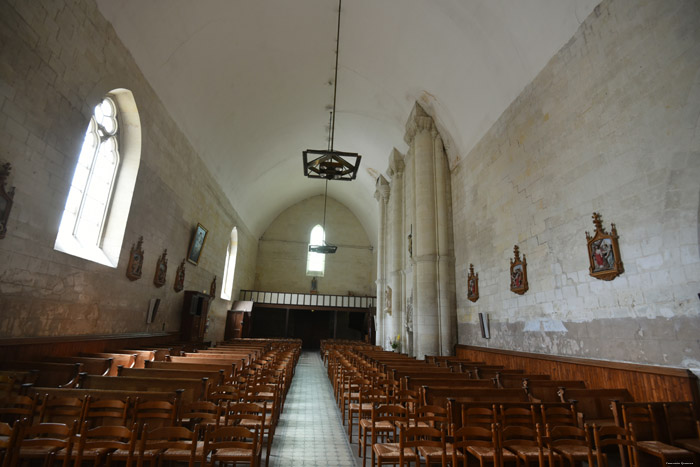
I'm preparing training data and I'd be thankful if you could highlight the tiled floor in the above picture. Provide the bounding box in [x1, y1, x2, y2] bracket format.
[269, 351, 362, 467]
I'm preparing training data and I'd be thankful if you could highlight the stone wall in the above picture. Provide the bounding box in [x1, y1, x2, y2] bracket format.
[255, 195, 375, 297]
[0, 0, 257, 342]
[453, 0, 700, 368]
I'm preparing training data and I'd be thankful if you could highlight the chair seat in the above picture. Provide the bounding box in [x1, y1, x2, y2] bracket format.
[551, 445, 594, 459]
[373, 442, 418, 460]
[638, 440, 694, 457]
[349, 402, 373, 411]
[212, 446, 259, 461]
[506, 444, 552, 458]
[162, 444, 204, 459]
[675, 438, 700, 454]
[359, 419, 393, 430]
[419, 445, 459, 459]
[468, 446, 518, 460]
[18, 446, 59, 457]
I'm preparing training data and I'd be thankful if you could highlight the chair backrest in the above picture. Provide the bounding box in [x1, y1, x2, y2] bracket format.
[133, 398, 176, 430]
[401, 425, 446, 464]
[541, 403, 577, 428]
[179, 400, 221, 427]
[12, 421, 76, 467]
[500, 404, 536, 428]
[663, 402, 699, 444]
[501, 424, 545, 465]
[82, 396, 129, 430]
[592, 423, 638, 467]
[75, 421, 137, 466]
[38, 395, 85, 425]
[138, 423, 200, 465]
[370, 404, 407, 443]
[622, 404, 660, 441]
[225, 401, 267, 429]
[452, 424, 500, 467]
[546, 423, 593, 449]
[202, 425, 259, 465]
[462, 405, 497, 429]
[0, 394, 37, 426]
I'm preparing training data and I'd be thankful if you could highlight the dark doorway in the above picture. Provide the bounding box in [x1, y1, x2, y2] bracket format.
[290, 309, 332, 349]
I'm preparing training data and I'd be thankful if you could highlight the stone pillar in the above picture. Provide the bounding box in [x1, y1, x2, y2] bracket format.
[434, 134, 456, 355]
[387, 149, 405, 351]
[374, 175, 390, 348]
[406, 105, 440, 358]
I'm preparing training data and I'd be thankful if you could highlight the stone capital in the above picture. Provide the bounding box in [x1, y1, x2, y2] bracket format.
[404, 102, 436, 145]
[374, 174, 390, 203]
[387, 148, 405, 177]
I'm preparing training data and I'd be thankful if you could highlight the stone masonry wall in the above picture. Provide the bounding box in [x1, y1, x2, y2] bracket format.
[452, 0, 700, 368]
[255, 195, 375, 297]
[0, 0, 257, 342]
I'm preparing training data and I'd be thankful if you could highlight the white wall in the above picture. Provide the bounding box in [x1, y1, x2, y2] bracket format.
[0, 0, 257, 342]
[255, 195, 375, 297]
[452, 0, 700, 367]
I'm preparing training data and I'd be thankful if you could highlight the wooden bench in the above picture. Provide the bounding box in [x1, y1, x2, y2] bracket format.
[28, 387, 181, 404]
[44, 357, 113, 376]
[117, 367, 226, 387]
[523, 378, 586, 402]
[0, 361, 83, 388]
[76, 374, 210, 402]
[558, 388, 634, 427]
[107, 350, 156, 368]
[145, 360, 237, 381]
[82, 353, 136, 373]
[497, 373, 551, 388]
[181, 352, 252, 366]
[402, 376, 493, 391]
[168, 356, 245, 371]
[421, 386, 528, 407]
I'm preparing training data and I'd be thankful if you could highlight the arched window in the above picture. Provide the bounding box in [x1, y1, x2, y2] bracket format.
[55, 90, 141, 267]
[221, 227, 238, 300]
[306, 224, 325, 276]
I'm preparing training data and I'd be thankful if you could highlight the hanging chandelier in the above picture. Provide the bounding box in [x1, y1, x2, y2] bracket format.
[304, 0, 361, 255]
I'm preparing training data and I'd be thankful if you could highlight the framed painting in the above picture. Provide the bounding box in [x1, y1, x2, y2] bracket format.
[173, 259, 185, 292]
[510, 245, 528, 295]
[586, 212, 623, 281]
[126, 236, 144, 281]
[467, 263, 479, 302]
[153, 249, 168, 288]
[187, 223, 208, 265]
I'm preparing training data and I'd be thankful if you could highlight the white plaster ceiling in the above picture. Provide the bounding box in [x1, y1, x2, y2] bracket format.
[96, 0, 599, 242]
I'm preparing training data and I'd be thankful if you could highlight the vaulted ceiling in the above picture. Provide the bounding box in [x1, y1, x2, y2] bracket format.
[96, 0, 599, 241]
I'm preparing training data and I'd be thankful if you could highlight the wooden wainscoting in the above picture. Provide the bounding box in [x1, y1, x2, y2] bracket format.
[0, 332, 180, 362]
[455, 344, 700, 407]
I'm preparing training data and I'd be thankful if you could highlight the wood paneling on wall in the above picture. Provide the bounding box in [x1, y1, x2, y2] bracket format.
[0, 333, 179, 362]
[455, 344, 700, 406]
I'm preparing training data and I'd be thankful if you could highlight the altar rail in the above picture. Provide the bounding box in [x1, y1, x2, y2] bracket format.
[455, 344, 700, 408]
[239, 290, 376, 310]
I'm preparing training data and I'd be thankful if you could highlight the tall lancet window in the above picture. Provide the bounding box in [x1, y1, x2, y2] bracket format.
[221, 227, 238, 300]
[306, 224, 325, 276]
[55, 90, 141, 267]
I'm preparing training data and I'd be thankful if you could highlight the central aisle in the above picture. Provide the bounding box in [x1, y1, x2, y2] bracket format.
[269, 351, 360, 467]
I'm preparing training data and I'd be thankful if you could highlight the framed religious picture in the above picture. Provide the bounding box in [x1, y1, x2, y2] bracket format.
[126, 236, 144, 281]
[187, 223, 208, 265]
[153, 249, 168, 287]
[173, 259, 185, 292]
[467, 264, 479, 302]
[586, 212, 624, 281]
[510, 245, 528, 295]
[0, 162, 15, 239]
[210, 275, 217, 297]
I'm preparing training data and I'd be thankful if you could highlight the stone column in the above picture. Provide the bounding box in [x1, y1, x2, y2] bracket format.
[374, 175, 390, 348]
[434, 134, 456, 355]
[405, 105, 440, 358]
[387, 149, 405, 351]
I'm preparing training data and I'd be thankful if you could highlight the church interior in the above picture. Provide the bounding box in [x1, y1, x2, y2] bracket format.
[0, 0, 699, 465]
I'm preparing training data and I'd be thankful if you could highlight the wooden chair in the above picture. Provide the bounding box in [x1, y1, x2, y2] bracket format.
[201, 425, 260, 467]
[341, 376, 368, 425]
[500, 423, 548, 467]
[5, 421, 75, 467]
[242, 391, 276, 466]
[462, 405, 498, 429]
[38, 395, 85, 425]
[178, 400, 221, 429]
[136, 423, 201, 467]
[500, 404, 537, 428]
[371, 404, 410, 467]
[0, 421, 19, 466]
[224, 401, 266, 466]
[132, 399, 177, 433]
[0, 394, 37, 426]
[350, 387, 387, 443]
[663, 402, 700, 457]
[592, 423, 639, 467]
[622, 404, 694, 467]
[541, 403, 578, 428]
[402, 425, 446, 466]
[451, 424, 512, 467]
[360, 403, 402, 467]
[81, 396, 129, 428]
[74, 421, 138, 466]
[545, 423, 595, 467]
